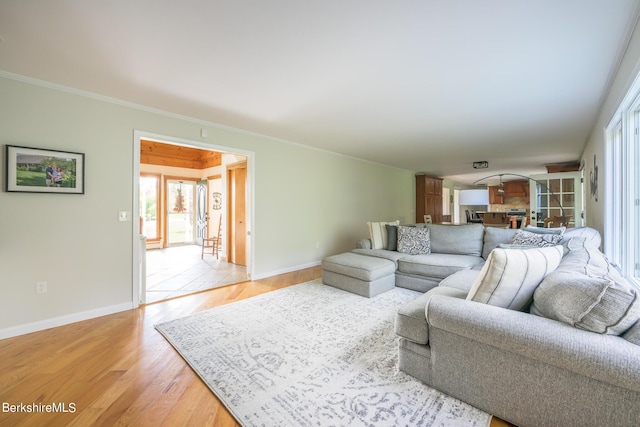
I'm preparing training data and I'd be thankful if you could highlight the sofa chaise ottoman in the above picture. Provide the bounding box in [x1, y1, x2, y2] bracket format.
[321, 252, 396, 297]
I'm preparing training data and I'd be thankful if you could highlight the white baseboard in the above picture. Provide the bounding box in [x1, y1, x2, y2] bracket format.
[1, 261, 324, 339]
[0, 302, 134, 340]
[252, 260, 322, 281]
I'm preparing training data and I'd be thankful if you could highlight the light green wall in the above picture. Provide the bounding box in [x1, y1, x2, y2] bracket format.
[0, 75, 414, 334]
[581, 18, 640, 237]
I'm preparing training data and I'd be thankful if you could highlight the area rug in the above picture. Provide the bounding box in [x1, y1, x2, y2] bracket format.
[155, 279, 491, 427]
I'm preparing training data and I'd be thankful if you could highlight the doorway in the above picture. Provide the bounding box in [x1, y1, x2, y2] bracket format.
[529, 172, 584, 228]
[132, 131, 254, 306]
[166, 179, 196, 246]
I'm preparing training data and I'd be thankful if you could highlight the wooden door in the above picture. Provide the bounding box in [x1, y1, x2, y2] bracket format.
[227, 163, 247, 265]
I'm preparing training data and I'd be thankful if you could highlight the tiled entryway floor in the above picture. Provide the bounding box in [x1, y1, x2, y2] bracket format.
[145, 245, 247, 304]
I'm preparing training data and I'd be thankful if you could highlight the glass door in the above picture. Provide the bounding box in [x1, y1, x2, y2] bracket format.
[166, 179, 196, 245]
[529, 172, 584, 228]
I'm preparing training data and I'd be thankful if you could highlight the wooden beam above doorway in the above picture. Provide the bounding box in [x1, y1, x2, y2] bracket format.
[141, 140, 222, 169]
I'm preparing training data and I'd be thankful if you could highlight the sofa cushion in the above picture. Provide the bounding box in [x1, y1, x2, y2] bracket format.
[398, 253, 483, 279]
[511, 229, 563, 247]
[367, 220, 399, 250]
[438, 269, 480, 292]
[467, 245, 563, 311]
[482, 226, 518, 259]
[397, 225, 431, 255]
[525, 225, 566, 235]
[350, 248, 407, 267]
[561, 226, 602, 248]
[623, 321, 640, 345]
[531, 270, 640, 335]
[427, 223, 484, 256]
[555, 240, 611, 275]
[395, 286, 468, 345]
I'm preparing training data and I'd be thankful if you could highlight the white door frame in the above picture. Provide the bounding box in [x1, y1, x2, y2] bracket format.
[132, 130, 255, 307]
[529, 172, 584, 228]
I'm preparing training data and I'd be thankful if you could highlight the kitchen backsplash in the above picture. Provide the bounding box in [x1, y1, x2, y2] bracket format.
[488, 196, 529, 212]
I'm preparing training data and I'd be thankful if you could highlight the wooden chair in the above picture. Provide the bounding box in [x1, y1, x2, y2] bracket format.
[543, 215, 569, 228]
[465, 210, 483, 224]
[520, 216, 528, 228]
[201, 215, 222, 259]
[507, 216, 528, 229]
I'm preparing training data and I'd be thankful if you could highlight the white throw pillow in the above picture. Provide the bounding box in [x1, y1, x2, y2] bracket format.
[367, 220, 400, 250]
[467, 245, 564, 311]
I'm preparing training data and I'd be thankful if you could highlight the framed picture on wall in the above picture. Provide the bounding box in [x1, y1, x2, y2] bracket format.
[5, 145, 85, 194]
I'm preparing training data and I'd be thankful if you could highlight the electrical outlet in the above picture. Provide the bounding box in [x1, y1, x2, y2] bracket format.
[36, 281, 47, 294]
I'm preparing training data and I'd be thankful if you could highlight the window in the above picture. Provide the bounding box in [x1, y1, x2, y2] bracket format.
[605, 80, 640, 285]
[140, 174, 160, 240]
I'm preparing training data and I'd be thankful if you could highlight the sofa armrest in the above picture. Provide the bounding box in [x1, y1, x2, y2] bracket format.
[426, 295, 640, 393]
[356, 239, 372, 249]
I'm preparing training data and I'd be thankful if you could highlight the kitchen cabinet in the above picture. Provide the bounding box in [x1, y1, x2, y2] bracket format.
[489, 186, 503, 204]
[488, 180, 529, 203]
[479, 212, 509, 225]
[416, 175, 443, 223]
[504, 180, 529, 197]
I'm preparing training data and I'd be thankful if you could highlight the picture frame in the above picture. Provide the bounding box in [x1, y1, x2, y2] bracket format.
[5, 145, 85, 194]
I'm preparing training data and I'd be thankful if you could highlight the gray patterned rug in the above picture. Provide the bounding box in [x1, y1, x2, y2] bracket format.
[155, 279, 491, 427]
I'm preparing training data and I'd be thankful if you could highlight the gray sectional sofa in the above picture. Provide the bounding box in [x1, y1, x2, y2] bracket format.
[334, 223, 640, 427]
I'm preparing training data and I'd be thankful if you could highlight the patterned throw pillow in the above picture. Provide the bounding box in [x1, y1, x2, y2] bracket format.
[511, 229, 563, 247]
[397, 226, 431, 255]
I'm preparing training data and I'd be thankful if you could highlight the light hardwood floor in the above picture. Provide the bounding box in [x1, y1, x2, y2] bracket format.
[0, 266, 513, 427]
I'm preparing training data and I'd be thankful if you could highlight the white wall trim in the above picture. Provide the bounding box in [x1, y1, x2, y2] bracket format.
[251, 260, 322, 281]
[0, 302, 133, 340]
[0, 70, 409, 173]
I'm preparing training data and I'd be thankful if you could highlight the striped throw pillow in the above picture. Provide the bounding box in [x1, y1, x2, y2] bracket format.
[467, 245, 563, 311]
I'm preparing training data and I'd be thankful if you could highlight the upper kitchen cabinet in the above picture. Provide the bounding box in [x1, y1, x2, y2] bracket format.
[504, 180, 529, 197]
[488, 180, 529, 204]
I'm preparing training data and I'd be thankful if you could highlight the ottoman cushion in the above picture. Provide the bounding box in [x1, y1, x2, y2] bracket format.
[322, 252, 396, 281]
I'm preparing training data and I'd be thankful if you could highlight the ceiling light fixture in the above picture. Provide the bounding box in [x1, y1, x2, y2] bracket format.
[497, 175, 505, 196]
[473, 161, 488, 169]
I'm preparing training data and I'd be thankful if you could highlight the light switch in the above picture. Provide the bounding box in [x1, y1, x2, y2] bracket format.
[118, 211, 130, 222]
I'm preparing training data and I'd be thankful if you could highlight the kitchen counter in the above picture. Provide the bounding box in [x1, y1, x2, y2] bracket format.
[476, 212, 509, 225]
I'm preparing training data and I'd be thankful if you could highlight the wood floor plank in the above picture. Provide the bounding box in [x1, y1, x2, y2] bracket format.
[0, 265, 512, 426]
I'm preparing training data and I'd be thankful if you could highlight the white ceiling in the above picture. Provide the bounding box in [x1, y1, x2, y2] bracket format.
[1, 1, 639, 184]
